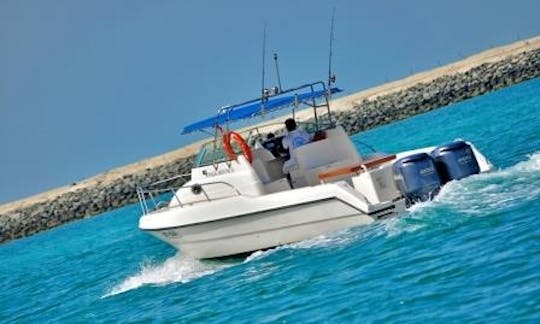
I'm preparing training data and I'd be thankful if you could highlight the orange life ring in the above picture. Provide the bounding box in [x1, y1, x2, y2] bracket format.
[222, 131, 253, 163]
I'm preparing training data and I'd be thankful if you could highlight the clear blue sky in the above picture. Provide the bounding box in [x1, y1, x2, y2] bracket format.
[1, 0, 539, 204]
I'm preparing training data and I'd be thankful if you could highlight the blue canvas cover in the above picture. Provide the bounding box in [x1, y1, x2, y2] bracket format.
[181, 87, 342, 134]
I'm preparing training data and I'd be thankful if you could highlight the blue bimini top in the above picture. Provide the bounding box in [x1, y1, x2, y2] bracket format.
[181, 86, 342, 134]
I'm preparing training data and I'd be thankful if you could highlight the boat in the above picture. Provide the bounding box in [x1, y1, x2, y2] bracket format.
[137, 81, 494, 259]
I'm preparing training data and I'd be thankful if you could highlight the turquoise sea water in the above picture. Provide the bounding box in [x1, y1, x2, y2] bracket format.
[1, 78, 539, 322]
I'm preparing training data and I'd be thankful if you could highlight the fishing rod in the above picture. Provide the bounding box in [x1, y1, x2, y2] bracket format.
[327, 7, 336, 97]
[261, 23, 268, 106]
[273, 52, 283, 93]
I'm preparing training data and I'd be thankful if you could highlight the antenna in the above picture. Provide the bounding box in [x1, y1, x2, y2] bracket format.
[261, 24, 268, 104]
[327, 7, 336, 96]
[273, 53, 283, 93]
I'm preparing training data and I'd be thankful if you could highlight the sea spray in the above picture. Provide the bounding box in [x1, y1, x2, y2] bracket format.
[431, 151, 540, 214]
[103, 254, 232, 297]
[105, 228, 380, 296]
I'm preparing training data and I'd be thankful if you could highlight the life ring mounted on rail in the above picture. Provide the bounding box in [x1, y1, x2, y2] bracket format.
[222, 131, 253, 163]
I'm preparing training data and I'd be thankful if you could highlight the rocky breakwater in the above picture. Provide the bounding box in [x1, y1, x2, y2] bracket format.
[1, 37, 540, 244]
[332, 47, 540, 135]
[0, 154, 195, 243]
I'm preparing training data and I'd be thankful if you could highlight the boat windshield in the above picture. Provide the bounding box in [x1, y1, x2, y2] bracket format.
[194, 120, 336, 168]
[195, 142, 228, 167]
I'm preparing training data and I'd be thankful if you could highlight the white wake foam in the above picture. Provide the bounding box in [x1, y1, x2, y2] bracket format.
[103, 254, 232, 297]
[381, 216, 427, 237]
[383, 152, 540, 236]
[438, 151, 539, 213]
[243, 229, 364, 262]
[409, 151, 540, 215]
[104, 246, 295, 297]
[244, 249, 278, 262]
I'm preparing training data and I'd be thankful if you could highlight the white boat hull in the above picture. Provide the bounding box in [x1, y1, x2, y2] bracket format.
[138, 139, 492, 259]
[140, 183, 405, 258]
[139, 77, 496, 260]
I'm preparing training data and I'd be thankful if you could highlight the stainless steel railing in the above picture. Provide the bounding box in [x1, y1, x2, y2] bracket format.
[137, 175, 242, 215]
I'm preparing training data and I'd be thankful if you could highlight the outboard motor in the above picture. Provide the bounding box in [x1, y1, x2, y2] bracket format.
[431, 140, 480, 184]
[393, 153, 442, 203]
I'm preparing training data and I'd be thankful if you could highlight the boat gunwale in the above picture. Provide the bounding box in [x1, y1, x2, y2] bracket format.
[140, 196, 397, 231]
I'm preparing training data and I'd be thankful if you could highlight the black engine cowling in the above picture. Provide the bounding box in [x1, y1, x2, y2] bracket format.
[393, 153, 442, 203]
[431, 141, 480, 184]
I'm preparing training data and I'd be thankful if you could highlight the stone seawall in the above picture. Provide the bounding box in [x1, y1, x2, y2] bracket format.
[1, 38, 539, 244]
[333, 48, 540, 134]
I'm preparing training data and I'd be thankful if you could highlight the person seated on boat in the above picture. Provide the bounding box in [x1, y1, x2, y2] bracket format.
[282, 118, 311, 174]
[263, 132, 288, 158]
[261, 133, 276, 154]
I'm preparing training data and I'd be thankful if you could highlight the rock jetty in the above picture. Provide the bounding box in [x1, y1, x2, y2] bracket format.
[1, 36, 539, 244]
[332, 48, 540, 134]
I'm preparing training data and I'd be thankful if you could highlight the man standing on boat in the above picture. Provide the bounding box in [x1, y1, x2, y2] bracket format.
[282, 118, 311, 176]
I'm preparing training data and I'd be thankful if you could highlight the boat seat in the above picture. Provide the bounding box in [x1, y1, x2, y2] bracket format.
[295, 127, 361, 168]
[304, 159, 360, 185]
[293, 126, 362, 186]
[318, 154, 397, 183]
[252, 147, 285, 184]
[252, 147, 275, 162]
[263, 177, 291, 193]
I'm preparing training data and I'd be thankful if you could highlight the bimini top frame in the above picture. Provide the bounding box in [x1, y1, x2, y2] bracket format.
[181, 81, 342, 135]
